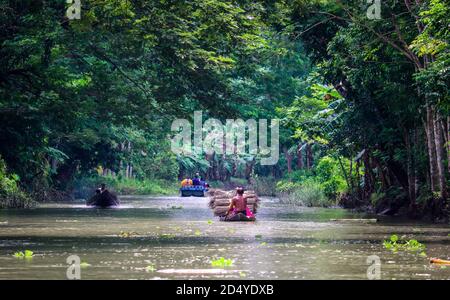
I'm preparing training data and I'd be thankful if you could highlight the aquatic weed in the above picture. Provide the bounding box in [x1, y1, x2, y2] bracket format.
[383, 234, 426, 255]
[119, 231, 137, 238]
[159, 233, 175, 239]
[170, 205, 183, 210]
[13, 250, 34, 259]
[146, 264, 156, 272]
[211, 257, 233, 267]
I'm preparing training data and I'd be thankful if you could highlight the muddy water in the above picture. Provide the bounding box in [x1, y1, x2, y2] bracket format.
[0, 196, 449, 279]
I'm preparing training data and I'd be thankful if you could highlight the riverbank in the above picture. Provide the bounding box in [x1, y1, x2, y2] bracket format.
[248, 175, 449, 222]
[0, 157, 36, 208]
[72, 176, 179, 199]
[0, 176, 179, 209]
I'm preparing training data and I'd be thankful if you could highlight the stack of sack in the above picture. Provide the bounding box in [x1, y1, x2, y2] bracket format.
[208, 189, 259, 216]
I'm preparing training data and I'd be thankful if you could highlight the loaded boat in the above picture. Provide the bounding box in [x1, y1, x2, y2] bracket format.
[208, 189, 259, 222]
[180, 185, 208, 197]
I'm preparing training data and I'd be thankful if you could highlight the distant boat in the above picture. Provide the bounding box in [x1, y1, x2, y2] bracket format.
[180, 185, 208, 197]
[86, 190, 120, 207]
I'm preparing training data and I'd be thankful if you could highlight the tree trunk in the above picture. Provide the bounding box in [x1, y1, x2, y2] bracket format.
[434, 111, 447, 200]
[426, 105, 438, 192]
[296, 143, 304, 169]
[214, 154, 220, 180]
[356, 160, 362, 200]
[306, 143, 313, 169]
[337, 156, 350, 189]
[414, 128, 420, 202]
[349, 159, 354, 192]
[232, 156, 237, 177]
[447, 116, 450, 174]
[362, 151, 375, 200]
[245, 160, 254, 183]
[373, 157, 387, 191]
[404, 128, 416, 212]
[283, 147, 293, 173]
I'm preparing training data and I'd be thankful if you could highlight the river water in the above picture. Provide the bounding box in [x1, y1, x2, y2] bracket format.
[0, 195, 449, 279]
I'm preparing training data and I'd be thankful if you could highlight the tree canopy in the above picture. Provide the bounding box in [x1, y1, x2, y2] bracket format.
[0, 0, 448, 219]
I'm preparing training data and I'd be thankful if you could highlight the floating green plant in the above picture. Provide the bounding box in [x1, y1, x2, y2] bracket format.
[170, 205, 183, 209]
[80, 262, 91, 268]
[119, 231, 137, 238]
[13, 250, 34, 259]
[239, 271, 246, 278]
[254, 234, 262, 239]
[260, 242, 267, 246]
[159, 233, 175, 239]
[145, 264, 156, 272]
[194, 230, 202, 236]
[207, 220, 213, 225]
[211, 257, 233, 267]
[383, 234, 426, 255]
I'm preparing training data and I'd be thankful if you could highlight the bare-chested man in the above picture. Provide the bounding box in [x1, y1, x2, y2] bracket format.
[226, 187, 248, 216]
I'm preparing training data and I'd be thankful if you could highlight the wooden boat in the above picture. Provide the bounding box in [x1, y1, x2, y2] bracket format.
[219, 213, 256, 222]
[430, 258, 450, 265]
[86, 190, 120, 207]
[180, 185, 207, 197]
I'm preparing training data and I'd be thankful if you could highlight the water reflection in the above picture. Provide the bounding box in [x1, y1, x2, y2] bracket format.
[0, 196, 449, 279]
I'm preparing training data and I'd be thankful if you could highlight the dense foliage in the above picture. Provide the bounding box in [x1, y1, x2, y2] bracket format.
[0, 0, 272, 199]
[0, 1, 448, 220]
[0, 156, 34, 208]
[281, 0, 449, 219]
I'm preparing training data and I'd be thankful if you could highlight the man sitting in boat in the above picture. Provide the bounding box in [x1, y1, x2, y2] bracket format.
[192, 174, 201, 186]
[181, 177, 193, 187]
[226, 187, 251, 218]
[96, 183, 107, 194]
[87, 183, 120, 207]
